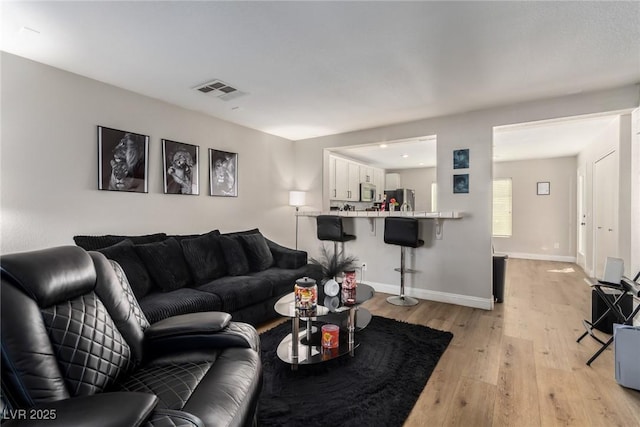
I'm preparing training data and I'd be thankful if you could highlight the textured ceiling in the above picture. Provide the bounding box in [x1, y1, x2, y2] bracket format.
[2, 1, 639, 151]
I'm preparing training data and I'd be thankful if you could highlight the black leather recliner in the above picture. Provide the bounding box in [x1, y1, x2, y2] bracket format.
[1, 246, 262, 427]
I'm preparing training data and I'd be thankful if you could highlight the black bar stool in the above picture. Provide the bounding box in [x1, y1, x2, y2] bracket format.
[316, 215, 356, 256]
[384, 217, 424, 306]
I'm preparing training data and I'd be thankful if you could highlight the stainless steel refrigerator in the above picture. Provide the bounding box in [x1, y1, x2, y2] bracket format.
[385, 188, 415, 211]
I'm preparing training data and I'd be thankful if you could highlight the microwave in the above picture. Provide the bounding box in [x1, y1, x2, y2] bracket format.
[360, 183, 376, 202]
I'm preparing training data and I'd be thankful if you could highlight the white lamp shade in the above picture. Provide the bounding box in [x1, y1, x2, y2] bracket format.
[289, 191, 306, 207]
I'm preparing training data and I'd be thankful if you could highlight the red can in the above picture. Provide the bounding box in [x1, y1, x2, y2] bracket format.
[321, 324, 340, 349]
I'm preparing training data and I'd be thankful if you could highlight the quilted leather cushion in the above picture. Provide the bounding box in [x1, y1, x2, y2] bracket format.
[139, 288, 222, 324]
[180, 232, 227, 284]
[135, 238, 193, 292]
[117, 348, 261, 427]
[42, 293, 133, 396]
[196, 276, 273, 312]
[117, 360, 214, 410]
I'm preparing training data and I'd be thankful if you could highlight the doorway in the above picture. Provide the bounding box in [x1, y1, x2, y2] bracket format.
[593, 150, 619, 279]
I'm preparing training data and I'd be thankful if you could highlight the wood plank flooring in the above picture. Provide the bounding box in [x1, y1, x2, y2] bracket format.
[257, 258, 640, 426]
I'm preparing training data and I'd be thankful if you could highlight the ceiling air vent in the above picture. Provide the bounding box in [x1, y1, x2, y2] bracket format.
[194, 79, 246, 101]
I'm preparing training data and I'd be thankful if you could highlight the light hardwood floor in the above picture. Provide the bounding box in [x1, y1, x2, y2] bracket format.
[258, 258, 640, 426]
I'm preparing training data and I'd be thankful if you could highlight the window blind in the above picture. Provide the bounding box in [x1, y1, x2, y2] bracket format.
[493, 178, 512, 237]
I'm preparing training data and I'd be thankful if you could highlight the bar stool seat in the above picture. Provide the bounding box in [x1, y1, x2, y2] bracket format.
[316, 215, 356, 243]
[384, 217, 423, 306]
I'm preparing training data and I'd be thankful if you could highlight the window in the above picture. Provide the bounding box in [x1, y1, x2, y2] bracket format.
[493, 178, 512, 237]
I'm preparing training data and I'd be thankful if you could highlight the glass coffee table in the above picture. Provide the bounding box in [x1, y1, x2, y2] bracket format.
[273, 283, 375, 369]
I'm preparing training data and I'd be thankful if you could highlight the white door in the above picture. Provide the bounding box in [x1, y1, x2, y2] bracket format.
[593, 150, 618, 279]
[577, 169, 587, 269]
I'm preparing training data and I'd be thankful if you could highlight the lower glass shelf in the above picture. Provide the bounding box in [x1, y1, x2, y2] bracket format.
[276, 327, 359, 365]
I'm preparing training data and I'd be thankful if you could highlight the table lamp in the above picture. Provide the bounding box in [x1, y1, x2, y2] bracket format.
[289, 191, 306, 249]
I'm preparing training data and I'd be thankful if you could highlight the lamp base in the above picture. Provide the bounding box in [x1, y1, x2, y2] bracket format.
[386, 295, 419, 306]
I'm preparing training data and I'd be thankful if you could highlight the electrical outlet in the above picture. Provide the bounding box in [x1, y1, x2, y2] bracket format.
[361, 262, 367, 271]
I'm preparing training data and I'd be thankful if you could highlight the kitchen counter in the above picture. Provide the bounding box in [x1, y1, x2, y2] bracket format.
[297, 210, 463, 219]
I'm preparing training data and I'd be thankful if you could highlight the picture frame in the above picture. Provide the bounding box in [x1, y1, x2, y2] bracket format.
[162, 139, 199, 195]
[453, 174, 469, 194]
[98, 126, 149, 193]
[537, 181, 550, 195]
[209, 149, 238, 197]
[453, 149, 469, 169]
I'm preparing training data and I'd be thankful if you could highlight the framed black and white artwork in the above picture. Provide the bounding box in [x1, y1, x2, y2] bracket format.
[453, 174, 469, 194]
[209, 149, 238, 197]
[98, 126, 149, 193]
[162, 139, 199, 195]
[453, 149, 469, 169]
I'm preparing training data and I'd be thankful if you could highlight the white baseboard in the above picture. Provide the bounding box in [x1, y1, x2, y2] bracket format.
[363, 280, 494, 310]
[505, 252, 577, 263]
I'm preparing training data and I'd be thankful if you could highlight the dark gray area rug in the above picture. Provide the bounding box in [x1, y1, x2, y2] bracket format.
[258, 315, 453, 427]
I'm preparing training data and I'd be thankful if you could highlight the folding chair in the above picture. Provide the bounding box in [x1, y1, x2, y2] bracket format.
[577, 271, 640, 365]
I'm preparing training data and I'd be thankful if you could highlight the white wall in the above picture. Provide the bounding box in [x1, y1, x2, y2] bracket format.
[0, 53, 298, 253]
[294, 85, 639, 310]
[493, 156, 577, 261]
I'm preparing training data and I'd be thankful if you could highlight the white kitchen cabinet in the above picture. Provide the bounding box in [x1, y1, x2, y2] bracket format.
[329, 155, 365, 201]
[359, 165, 374, 184]
[347, 162, 360, 201]
[385, 173, 401, 190]
[373, 168, 385, 201]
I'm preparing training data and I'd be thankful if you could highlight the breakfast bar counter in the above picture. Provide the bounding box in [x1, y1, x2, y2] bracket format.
[296, 210, 463, 219]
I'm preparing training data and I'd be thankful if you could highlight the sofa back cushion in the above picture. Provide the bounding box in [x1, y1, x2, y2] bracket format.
[73, 233, 167, 251]
[240, 233, 274, 272]
[181, 231, 227, 284]
[135, 238, 193, 292]
[218, 235, 250, 276]
[97, 239, 153, 299]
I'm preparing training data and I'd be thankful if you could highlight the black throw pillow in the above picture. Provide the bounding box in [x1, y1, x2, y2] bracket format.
[97, 239, 153, 299]
[135, 238, 193, 292]
[218, 235, 250, 276]
[240, 233, 274, 272]
[181, 232, 227, 284]
[168, 229, 220, 243]
[74, 233, 167, 251]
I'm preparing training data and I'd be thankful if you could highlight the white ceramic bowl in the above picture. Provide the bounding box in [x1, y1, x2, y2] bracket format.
[324, 279, 339, 297]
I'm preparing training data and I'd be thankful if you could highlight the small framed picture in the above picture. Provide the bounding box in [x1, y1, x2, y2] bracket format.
[453, 174, 469, 194]
[98, 126, 149, 193]
[209, 149, 238, 197]
[537, 181, 550, 195]
[453, 149, 469, 169]
[162, 139, 199, 195]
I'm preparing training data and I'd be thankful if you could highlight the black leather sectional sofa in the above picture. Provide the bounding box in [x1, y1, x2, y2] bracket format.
[1, 246, 262, 427]
[73, 228, 323, 326]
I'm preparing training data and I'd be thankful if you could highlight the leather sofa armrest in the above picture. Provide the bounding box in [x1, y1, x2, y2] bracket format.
[1, 392, 157, 427]
[266, 238, 307, 269]
[144, 313, 260, 356]
[144, 312, 232, 340]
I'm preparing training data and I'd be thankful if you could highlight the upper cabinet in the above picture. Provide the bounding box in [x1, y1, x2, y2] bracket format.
[329, 154, 384, 201]
[373, 169, 385, 201]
